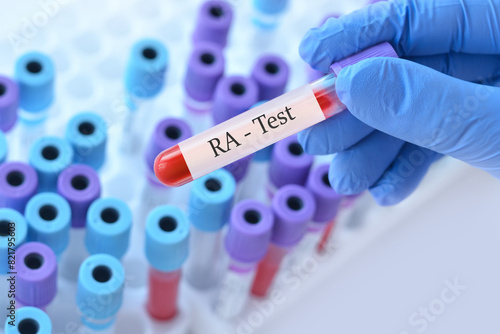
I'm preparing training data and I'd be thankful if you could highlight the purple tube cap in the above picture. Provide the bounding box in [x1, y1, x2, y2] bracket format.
[225, 200, 274, 264]
[184, 41, 225, 102]
[330, 42, 398, 76]
[145, 118, 192, 173]
[192, 0, 233, 47]
[306, 164, 343, 222]
[251, 54, 289, 101]
[0, 162, 38, 213]
[17, 242, 57, 307]
[269, 134, 313, 188]
[271, 185, 316, 247]
[0, 76, 19, 132]
[212, 75, 259, 124]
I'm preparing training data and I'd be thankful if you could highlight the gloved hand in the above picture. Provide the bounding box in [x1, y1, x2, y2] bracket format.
[298, 0, 500, 205]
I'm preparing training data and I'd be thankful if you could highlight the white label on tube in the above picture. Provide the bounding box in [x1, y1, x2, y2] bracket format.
[179, 85, 325, 179]
[214, 269, 255, 319]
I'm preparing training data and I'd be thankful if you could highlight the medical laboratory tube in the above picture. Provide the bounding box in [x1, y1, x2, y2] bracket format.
[29, 136, 74, 192]
[252, 0, 288, 29]
[0, 162, 38, 213]
[25, 193, 71, 258]
[0, 131, 7, 164]
[251, 185, 315, 297]
[0, 75, 19, 132]
[77, 254, 125, 332]
[145, 205, 189, 321]
[251, 54, 289, 101]
[214, 200, 274, 319]
[192, 0, 233, 48]
[85, 198, 132, 259]
[185, 169, 236, 289]
[5, 307, 52, 334]
[154, 43, 398, 188]
[16, 242, 57, 309]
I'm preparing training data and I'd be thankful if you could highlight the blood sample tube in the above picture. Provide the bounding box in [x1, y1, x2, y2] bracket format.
[185, 169, 236, 289]
[251, 184, 315, 297]
[251, 54, 289, 101]
[154, 43, 398, 187]
[29, 136, 74, 192]
[4, 307, 52, 334]
[252, 0, 288, 29]
[0, 162, 38, 213]
[145, 205, 189, 321]
[77, 254, 125, 332]
[0, 75, 19, 132]
[192, 0, 233, 48]
[16, 242, 57, 309]
[25, 192, 71, 259]
[214, 200, 274, 319]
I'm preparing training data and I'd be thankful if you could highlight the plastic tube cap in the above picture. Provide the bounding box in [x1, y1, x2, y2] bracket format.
[15, 51, 55, 113]
[189, 169, 236, 232]
[212, 75, 259, 124]
[85, 197, 132, 259]
[77, 254, 125, 328]
[225, 200, 274, 263]
[0, 131, 7, 164]
[4, 307, 52, 334]
[57, 164, 101, 228]
[251, 54, 289, 101]
[306, 164, 343, 222]
[125, 38, 168, 99]
[192, 0, 233, 48]
[0, 162, 38, 214]
[146, 205, 190, 272]
[271, 185, 316, 247]
[25, 192, 71, 256]
[29, 136, 74, 192]
[269, 134, 313, 189]
[65, 112, 107, 170]
[184, 41, 225, 102]
[17, 242, 57, 308]
[253, 0, 288, 15]
[0, 75, 19, 132]
[0, 208, 27, 274]
[144, 118, 192, 174]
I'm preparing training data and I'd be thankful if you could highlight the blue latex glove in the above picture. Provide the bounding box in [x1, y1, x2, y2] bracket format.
[298, 0, 500, 205]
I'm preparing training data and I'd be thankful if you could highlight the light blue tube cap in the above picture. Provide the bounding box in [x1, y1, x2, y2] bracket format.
[29, 136, 74, 192]
[0, 208, 27, 274]
[146, 205, 189, 272]
[125, 38, 168, 100]
[77, 254, 125, 330]
[253, 0, 288, 15]
[65, 112, 107, 170]
[0, 131, 7, 164]
[25, 192, 71, 256]
[15, 51, 55, 113]
[85, 198, 132, 259]
[5, 307, 52, 334]
[189, 169, 235, 232]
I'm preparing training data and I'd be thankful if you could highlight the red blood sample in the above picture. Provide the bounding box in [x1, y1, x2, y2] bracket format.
[251, 244, 288, 297]
[154, 145, 193, 187]
[146, 267, 181, 321]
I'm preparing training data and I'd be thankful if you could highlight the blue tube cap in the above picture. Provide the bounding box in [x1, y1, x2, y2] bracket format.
[253, 0, 288, 15]
[29, 136, 74, 192]
[15, 51, 55, 113]
[4, 307, 52, 334]
[125, 38, 168, 100]
[25, 193, 71, 256]
[146, 205, 189, 272]
[0, 208, 28, 274]
[85, 198, 132, 259]
[0, 131, 7, 164]
[65, 112, 107, 170]
[189, 169, 236, 232]
[77, 254, 125, 329]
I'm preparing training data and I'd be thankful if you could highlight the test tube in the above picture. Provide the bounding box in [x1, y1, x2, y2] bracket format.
[252, 0, 288, 29]
[0, 75, 19, 132]
[77, 254, 125, 332]
[154, 43, 398, 187]
[0, 162, 38, 213]
[0, 131, 8, 164]
[214, 200, 274, 319]
[145, 205, 189, 321]
[251, 54, 289, 102]
[16, 242, 57, 309]
[212, 76, 259, 125]
[57, 164, 101, 281]
[4, 307, 52, 334]
[251, 185, 315, 297]
[267, 134, 313, 198]
[192, 0, 233, 48]
[29, 136, 74, 192]
[25, 192, 71, 259]
[85, 197, 132, 259]
[65, 112, 107, 171]
[185, 169, 236, 289]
